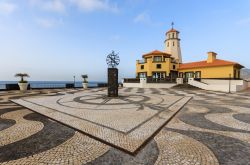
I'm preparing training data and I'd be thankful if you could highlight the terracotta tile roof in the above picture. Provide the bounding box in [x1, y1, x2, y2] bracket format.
[142, 50, 171, 58]
[179, 59, 244, 69]
[166, 28, 179, 34]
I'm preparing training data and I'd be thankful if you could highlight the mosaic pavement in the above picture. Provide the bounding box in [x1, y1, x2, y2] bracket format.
[0, 87, 250, 164]
[12, 89, 191, 154]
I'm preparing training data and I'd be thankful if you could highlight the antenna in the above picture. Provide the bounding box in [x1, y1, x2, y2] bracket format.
[171, 22, 174, 29]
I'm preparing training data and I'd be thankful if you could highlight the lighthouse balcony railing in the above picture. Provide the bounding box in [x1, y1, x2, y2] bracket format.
[137, 60, 146, 64]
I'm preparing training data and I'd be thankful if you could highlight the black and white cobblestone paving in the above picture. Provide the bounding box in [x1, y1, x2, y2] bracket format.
[0, 88, 249, 164]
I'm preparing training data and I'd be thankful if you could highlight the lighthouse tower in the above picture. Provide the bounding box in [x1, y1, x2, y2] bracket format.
[164, 23, 182, 63]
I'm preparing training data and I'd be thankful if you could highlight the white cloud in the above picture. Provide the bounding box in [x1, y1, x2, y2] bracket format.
[110, 34, 121, 41]
[44, 0, 65, 13]
[29, 0, 65, 13]
[0, 2, 17, 15]
[134, 12, 151, 24]
[29, 0, 118, 13]
[36, 18, 63, 28]
[70, 0, 118, 12]
[236, 18, 250, 26]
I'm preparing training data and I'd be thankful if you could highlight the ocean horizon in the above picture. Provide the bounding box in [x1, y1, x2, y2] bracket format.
[0, 81, 106, 90]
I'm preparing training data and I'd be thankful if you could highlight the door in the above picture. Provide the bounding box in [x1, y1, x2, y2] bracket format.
[184, 72, 194, 82]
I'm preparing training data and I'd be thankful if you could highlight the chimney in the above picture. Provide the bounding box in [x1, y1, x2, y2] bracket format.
[207, 52, 217, 63]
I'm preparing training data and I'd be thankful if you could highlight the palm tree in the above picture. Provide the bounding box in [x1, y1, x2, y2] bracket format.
[81, 74, 88, 83]
[15, 73, 30, 83]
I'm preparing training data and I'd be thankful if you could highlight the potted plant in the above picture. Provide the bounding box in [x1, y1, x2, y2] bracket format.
[15, 73, 30, 91]
[81, 74, 88, 89]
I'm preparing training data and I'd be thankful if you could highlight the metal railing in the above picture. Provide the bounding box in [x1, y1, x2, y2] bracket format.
[30, 83, 66, 89]
[147, 77, 176, 83]
[0, 84, 5, 90]
[137, 60, 146, 64]
[123, 78, 176, 83]
[0, 82, 100, 91]
[123, 78, 140, 83]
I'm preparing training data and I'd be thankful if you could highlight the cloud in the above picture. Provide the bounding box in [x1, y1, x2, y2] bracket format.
[110, 35, 121, 41]
[29, 0, 118, 13]
[134, 12, 152, 24]
[44, 0, 65, 13]
[36, 18, 63, 28]
[0, 2, 17, 15]
[236, 18, 250, 26]
[70, 0, 118, 12]
[29, 0, 65, 13]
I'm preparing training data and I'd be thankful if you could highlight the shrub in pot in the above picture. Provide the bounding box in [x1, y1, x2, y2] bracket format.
[81, 74, 88, 89]
[15, 73, 29, 91]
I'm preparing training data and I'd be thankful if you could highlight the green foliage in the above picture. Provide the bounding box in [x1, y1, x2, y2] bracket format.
[81, 74, 88, 83]
[15, 73, 30, 83]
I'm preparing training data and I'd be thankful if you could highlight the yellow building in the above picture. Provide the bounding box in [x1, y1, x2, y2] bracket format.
[136, 50, 179, 80]
[136, 26, 244, 81]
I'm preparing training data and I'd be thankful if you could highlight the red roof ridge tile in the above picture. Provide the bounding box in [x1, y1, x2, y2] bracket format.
[142, 50, 171, 57]
[179, 59, 243, 69]
[166, 28, 179, 34]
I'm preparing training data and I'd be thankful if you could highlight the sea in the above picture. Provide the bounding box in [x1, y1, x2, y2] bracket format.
[0, 81, 105, 90]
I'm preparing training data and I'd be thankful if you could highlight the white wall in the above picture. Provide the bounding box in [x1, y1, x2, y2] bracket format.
[123, 83, 142, 88]
[189, 78, 247, 92]
[202, 79, 245, 85]
[248, 81, 250, 88]
[123, 78, 177, 88]
[144, 83, 176, 88]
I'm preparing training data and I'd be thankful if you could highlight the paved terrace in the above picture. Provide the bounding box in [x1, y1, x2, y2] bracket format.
[0, 88, 250, 164]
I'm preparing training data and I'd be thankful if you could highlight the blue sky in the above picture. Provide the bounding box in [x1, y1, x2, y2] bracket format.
[0, 0, 250, 81]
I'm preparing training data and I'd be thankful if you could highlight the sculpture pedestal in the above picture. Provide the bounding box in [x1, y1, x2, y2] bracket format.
[108, 68, 118, 97]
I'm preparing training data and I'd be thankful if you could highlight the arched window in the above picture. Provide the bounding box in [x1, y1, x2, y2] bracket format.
[167, 42, 169, 47]
[172, 33, 174, 38]
[173, 41, 175, 46]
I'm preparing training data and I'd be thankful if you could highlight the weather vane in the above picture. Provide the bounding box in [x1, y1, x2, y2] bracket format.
[106, 50, 120, 68]
[171, 22, 174, 29]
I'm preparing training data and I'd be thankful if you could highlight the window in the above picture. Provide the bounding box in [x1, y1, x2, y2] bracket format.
[141, 65, 144, 69]
[238, 70, 240, 78]
[167, 42, 169, 47]
[156, 64, 162, 69]
[185, 72, 194, 78]
[173, 65, 176, 69]
[173, 41, 175, 46]
[179, 72, 183, 78]
[169, 34, 171, 38]
[153, 56, 162, 62]
[139, 72, 146, 78]
[172, 33, 174, 38]
[195, 71, 201, 78]
[153, 72, 166, 79]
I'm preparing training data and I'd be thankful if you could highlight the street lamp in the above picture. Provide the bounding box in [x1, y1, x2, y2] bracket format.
[229, 74, 231, 93]
[73, 76, 75, 89]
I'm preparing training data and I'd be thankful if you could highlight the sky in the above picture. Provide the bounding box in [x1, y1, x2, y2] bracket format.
[0, 0, 250, 82]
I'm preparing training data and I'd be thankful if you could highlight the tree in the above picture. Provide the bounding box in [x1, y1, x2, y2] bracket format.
[81, 74, 88, 83]
[15, 73, 30, 83]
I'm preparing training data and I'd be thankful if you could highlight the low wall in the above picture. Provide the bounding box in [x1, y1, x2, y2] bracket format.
[189, 78, 247, 92]
[202, 79, 244, 85]
[123, 78, 177, 89]
[144, 83, 176, 88]
[123, 82, 142, 88]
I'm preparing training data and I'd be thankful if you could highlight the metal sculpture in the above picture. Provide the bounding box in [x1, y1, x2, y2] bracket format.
[106, 51, 120, 68]
[106, 51, 120, 97]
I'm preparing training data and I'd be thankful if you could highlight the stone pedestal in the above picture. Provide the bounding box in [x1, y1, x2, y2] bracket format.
[176, 78, 184, 84]
[108, 68, 118, 97]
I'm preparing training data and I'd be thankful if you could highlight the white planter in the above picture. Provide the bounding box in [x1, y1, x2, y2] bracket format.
[82, 83, 88, 89]
[18, 83, 28, 91]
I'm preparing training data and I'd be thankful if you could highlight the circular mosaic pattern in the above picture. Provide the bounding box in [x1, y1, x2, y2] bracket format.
[57, 93, 165, 111]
